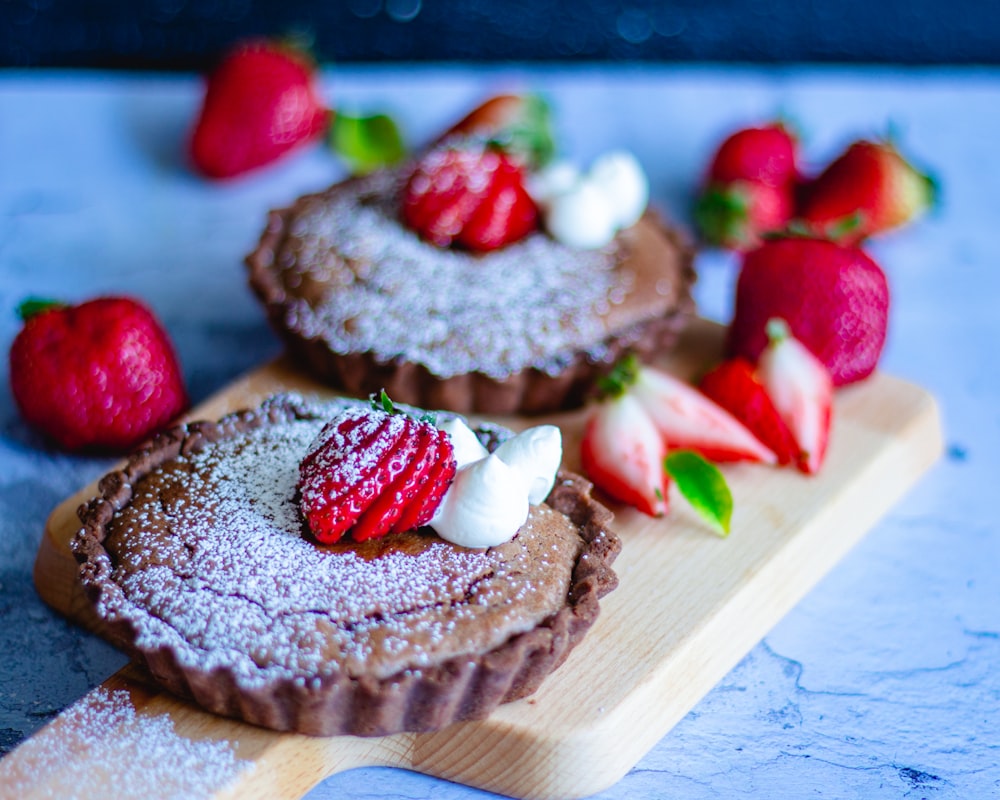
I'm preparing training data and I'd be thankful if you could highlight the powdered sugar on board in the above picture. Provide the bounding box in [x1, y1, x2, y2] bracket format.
[276, 169, 624, 379]
[0, 687, 252, 799]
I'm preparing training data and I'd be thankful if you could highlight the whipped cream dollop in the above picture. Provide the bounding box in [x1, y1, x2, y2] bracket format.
[430, 420, 563, 549]
[528, 150, 650, 249]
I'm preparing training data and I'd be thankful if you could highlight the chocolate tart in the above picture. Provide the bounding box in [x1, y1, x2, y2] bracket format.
[246, 168, 696, 415]
[71, 394, 620, 736]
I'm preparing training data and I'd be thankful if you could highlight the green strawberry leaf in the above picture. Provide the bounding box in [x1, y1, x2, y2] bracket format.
[16, 297, 64, 322]
[488, 93, 556, 169]
[371, 389, 396, 415]
[664, 449, 733, 537]
[331, 111, 406, 174]
[596, 353, 641, 399]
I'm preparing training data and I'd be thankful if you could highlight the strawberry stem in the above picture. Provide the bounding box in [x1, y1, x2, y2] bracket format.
[596, 353, 640, 399]
[766, 317, 791, 344]
[17, 297, 64, 322]
[371, 389, 397, 415]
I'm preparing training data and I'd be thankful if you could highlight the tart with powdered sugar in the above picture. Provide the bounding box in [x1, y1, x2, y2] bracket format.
[246, 94, 696, 415]
[71, 394, 619, 736]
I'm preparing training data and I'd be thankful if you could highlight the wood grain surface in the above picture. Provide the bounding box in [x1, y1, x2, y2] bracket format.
[8, 320, 943, 800]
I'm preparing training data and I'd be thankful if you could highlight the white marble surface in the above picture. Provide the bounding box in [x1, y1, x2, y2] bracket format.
[0, 66, 997, 798]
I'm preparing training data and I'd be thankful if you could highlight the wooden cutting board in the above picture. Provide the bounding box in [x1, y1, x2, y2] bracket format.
[8, 320, 942, 800]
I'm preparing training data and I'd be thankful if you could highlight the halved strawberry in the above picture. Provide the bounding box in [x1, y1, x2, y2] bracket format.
[402, 143, 539, 252]
[757, 319, 833, 474]
[298, 403, 456, 543]
[611, 357, 777, 464]
[699, 358, 799, 466]
[580, 392, 668, 517]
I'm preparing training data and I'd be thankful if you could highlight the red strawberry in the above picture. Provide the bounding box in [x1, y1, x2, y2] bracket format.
[8, 297, 188, 452]
[694, 180, 796, 251]
[621, 358, 776, 464]
[727, 236, 890, 386]
[695, 123, 800, 250]
[704, 123, 799, 188]
[402, 144, 539, 251]
[699, 358, 799, 466]
[580, 391, 669, 517]
[190, 39, 329, 179]
[438, 93, 555, 169]
[799, 139, 936, 244]
[298, 403, 456, 544]
[757, 320, 833, 474]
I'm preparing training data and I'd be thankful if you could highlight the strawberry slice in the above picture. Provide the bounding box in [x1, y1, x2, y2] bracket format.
[622, 359, 777, 464]
[580, 392, 668, 517]
[299, 403, 456, 543]
[699, 358, 799, 466]
[757, 319, 834, 474]
[402, 143, 538, 252]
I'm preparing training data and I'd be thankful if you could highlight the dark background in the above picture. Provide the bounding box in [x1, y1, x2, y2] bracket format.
[2, 0, 997, 69]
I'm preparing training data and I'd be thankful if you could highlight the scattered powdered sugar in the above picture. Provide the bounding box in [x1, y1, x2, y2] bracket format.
[278, 169, 625, 379]
[0, 687, 252, 799]
[97, 403, 580, 685]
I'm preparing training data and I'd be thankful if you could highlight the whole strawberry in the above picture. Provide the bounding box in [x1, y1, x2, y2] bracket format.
[703, 123, 799, 187]
[799, 139, 936, 244]
[695, 123, 800, 250]
[9, 297, 188, 452]
[402, 143, 539, 251]
[727, 236, 890, 386]
[190, 39, 329, 179]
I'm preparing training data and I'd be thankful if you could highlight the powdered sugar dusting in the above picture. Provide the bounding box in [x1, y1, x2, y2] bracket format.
[277, 169, 624, 378]
[0, 688, 251, 799]
[97, 401, 581, 684]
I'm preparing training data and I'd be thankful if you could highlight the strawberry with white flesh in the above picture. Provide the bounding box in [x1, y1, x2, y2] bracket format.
[580, 390, 669, 517]
[607, 355, 777, 464]
[757, 319, 833, 475]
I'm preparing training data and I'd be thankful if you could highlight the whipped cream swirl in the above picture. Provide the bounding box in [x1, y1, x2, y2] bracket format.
[430, 419, 563, 549]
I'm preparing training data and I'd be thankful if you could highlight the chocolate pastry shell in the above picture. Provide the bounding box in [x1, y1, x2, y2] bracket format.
[245, 180, 697, 416]
[71, 394, 620, 737]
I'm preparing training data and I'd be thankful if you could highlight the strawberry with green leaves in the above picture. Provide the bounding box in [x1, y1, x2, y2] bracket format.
[580, 356, 749, 535]
[8, 297, 188, 452]
[695, 122, 801, 251]
[612, 355, 778, 465]
[799, 139, 936, 244]
[438, 93, 556, 171]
